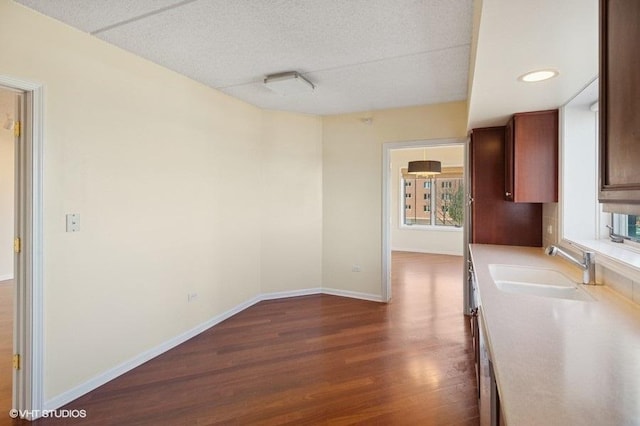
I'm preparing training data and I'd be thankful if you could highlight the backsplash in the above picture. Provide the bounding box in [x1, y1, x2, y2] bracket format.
[598, 265, 640, 305]
[542, 203, 558, 249]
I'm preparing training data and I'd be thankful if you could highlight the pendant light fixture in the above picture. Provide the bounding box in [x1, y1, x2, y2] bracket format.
[407, 160, 441, 176]
[407, 147, 441, 176]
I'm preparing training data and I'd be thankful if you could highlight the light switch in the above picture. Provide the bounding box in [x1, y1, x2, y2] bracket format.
[66, 213, 80, 232]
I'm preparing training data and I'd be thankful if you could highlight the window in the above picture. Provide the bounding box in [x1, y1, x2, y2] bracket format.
[554, 74, 640, 310]
[612, 214, 640, 242]
[561, 77, 640, 274]
[401, 168, 463, 227]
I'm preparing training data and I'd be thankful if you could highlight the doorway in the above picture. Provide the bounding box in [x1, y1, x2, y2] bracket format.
[381, 138, 467, 305]
[0, 86, 18, 413]
[0, 75, 44, 419]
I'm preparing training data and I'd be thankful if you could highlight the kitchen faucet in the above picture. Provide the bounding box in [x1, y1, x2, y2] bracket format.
[544, 245, 596, 285]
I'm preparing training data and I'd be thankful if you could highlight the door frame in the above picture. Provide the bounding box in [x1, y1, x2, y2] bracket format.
[1, 75, 44, 418]
[381, 138, 466, 303]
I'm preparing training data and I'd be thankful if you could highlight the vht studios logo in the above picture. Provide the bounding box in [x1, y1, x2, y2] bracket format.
[9, 408, 87, 419]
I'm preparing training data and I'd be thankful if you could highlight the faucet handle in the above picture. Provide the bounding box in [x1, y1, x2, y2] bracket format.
[605, 225, 625, 243]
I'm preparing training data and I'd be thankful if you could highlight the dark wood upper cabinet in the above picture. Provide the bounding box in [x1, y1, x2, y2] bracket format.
[505, 110, 558, 203]
[470, 127, 542, 247]
[599, 0, 640, 206]
[504, 118, 514, 201]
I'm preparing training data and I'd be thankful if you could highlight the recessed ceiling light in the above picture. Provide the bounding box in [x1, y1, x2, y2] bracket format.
[518, 69, 559, 83]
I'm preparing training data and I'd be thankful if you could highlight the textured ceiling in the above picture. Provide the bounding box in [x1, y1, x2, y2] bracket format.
[16, 0, 473, 115]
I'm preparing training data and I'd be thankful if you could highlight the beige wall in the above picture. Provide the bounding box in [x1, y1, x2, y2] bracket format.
[0, 0, 322, 401]
[0, 90, 14, 280]
[322, 102, 467, 296]
[391, 146, 464, 255]
[260, 110, 323, 293]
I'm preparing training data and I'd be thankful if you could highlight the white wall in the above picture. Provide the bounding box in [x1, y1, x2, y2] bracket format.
[0, 89, 13, 281]
[323, 103, 468, 297]
[0, 0, 322, 402]
[560, 79, 599, 242]
[390, 146, 464, 255]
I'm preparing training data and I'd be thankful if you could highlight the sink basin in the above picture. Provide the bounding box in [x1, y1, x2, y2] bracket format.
[488, 264, 594, 301]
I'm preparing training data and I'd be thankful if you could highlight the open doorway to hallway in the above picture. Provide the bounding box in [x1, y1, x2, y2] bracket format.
[0, 75, 45, 419]
[382, 140, 466, 305]
[0, 86, 17, 414]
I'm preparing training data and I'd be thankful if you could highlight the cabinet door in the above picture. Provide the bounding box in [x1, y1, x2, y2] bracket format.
[508, 110, 558, 203]
[504, 119, 514, 201]
[599, 0, 640, 205]
[478, 309, 500, 426]
[471, 127, 542, 246]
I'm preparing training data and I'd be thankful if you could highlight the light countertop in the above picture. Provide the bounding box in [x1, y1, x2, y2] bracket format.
[469, 244, 640, 426]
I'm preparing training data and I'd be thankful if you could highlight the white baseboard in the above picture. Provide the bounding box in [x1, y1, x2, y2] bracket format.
[321, 287, 384, 303]
[261, 288, 321, 300]
[44, 295, 262, 411]
[0, 274, 14, 282]
[391, 247, 463, 257]
[44, 287, 383, 411]
[260, 287, 383, 302]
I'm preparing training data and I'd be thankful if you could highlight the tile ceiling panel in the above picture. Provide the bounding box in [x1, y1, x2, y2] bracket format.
[15, 0, 473, 115]
[15, 0, 187, 33]
[223, 45, 470, 115]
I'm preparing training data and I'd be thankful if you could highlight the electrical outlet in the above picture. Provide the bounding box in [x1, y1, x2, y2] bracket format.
[187, 292, 198, 302]
[352, 265, 362, 272]
[547, 225, 553, 235]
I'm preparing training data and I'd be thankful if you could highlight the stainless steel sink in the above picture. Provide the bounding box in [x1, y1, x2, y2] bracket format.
[488, 264, 594, 301]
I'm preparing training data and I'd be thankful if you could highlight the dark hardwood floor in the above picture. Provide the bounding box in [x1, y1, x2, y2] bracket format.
[10, 252, 478, 425]
[0, 281, 11, 420]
